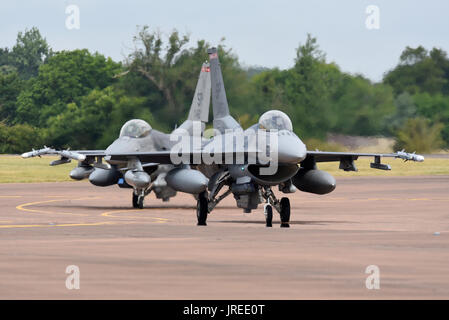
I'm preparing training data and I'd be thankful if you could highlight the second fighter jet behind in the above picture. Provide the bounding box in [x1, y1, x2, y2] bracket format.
[22, 62, 212, 209]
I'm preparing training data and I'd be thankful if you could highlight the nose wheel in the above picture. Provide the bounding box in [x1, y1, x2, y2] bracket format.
[196, 191, 209, 226]
[264, 204, 273, 227]
[261, 187, 291, 228]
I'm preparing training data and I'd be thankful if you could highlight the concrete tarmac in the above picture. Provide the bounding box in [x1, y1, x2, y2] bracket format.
[0, 175, 448, 299]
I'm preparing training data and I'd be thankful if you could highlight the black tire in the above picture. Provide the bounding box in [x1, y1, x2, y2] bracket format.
[132, 193, 139, 208]
[137, 195, 144, 209]
[264, 205, 273, 227]
[280, 197, 290, 228]
[196, 192, 208, 226]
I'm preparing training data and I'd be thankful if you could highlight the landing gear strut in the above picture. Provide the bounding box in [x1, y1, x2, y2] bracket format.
[196, 191, 209, 226]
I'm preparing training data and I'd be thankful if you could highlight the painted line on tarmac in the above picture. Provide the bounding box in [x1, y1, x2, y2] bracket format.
[0, 221, 130, 229]
[15, 197, 102, 216]
[101, 209, 170, 223]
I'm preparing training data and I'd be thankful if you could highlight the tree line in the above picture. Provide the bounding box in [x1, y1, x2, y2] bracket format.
[0, 26, 448, 154]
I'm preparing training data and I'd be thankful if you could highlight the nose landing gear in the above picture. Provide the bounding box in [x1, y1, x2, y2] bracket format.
[262, 187, 291, 228]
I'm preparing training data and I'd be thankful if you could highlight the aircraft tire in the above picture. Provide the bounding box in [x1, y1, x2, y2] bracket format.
[132, 193, 139, 208]
[264, 204, 273, 227]
[137, 195, 144, 209]
[196, 192, 208, 226]
[280, 197, 290, 228]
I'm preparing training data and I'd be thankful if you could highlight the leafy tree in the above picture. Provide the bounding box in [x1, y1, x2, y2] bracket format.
[125, 26, 250, 127]
[0, 47, 16, 74]
[10, 27, 51, 79]
[384, 46, 449, 95]
[0, 123, 43, 154]
[412, 92, 449, 146]
[331, 75, 395, 136]
[44, 86, 156, 149]
[387, 92, 417, 133]
[249, 35, 395, 139]
[15, 49, 121, 126]
[0, 72, 24, 123]
[125, 26, 190, 119]
[394, 117, 444, 153]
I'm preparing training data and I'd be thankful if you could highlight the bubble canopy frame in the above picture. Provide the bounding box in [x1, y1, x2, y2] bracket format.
[119, 119, 152, 138]
[258, 110, 293, 132]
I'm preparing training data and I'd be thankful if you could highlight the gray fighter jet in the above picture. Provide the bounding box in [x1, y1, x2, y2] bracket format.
[104, 47, 424, 227]
[22, 62, 212, 209]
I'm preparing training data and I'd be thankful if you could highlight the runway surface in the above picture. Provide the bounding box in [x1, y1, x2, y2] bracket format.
[0, 175, 448, 299]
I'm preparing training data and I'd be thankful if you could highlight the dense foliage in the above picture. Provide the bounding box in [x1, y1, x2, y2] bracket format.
[0, 27, 447, 153]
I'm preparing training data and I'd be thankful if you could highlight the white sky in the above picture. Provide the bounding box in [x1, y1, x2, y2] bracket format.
[1, 0, 448, 82]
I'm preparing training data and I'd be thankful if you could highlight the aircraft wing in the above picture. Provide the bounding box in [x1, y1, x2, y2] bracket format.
[305, 150, 424, 171]
[21, 147, 107, 166]
[105, 151, 202, 165]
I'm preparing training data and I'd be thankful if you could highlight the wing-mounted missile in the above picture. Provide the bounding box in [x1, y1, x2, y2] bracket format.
[396, 150, 425, 162]
[370, 151, 424, 170]
[21, 146, 86, 165]
[21, 146, 52, 159]
[58, 149, 86, 162]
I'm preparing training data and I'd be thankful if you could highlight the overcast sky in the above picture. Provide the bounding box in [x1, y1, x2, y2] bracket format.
[1, 0, 448, 82]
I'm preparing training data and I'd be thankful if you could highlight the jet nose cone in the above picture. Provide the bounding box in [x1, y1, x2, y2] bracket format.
[277, 132, 307, 164]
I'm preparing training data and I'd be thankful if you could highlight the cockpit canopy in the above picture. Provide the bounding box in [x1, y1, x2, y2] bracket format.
[258, 110, 293, 132]
[119, 119, 152, 138]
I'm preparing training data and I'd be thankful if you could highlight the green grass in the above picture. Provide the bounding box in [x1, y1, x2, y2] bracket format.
[0, 155, 448, 183]
[319, 157, 449, 177]
[0, 155, 77, 183]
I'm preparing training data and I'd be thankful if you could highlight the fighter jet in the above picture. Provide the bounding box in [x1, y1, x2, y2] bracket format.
[104, 47, 424, 227]
[22, 62, 212, 209]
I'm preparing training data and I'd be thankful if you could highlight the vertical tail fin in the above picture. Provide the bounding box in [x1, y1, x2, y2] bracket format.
[187, 62, 211, 122]
[174, 62, 211, 136]
[207, 47, 241, 133]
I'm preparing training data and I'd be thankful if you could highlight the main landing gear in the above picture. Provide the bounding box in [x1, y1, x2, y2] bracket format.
[193, 181, 292, 228]
[262, 187, 291, 228]
[196, 191, 209, 226]
[132, 188, 151, 209]
[264, 203, 273, 227]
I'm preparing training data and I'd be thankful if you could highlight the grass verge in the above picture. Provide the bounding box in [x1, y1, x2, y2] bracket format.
[0, 155, 448, 183]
